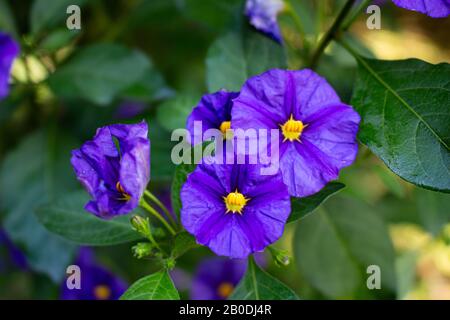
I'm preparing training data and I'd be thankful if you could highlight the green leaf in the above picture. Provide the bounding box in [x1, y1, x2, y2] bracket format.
[148, 124, 177, 181]
[30, 0, 86, 35]
[170, 231, 199, 259]
[230, 257, 299, 300]
[39, 28, 80, 52]
[156, 94, 198, 132]
[351, 57, 450, 193]
[288, 182, 345, 223]
[171, 162, 196, 218]
[0, 130, 78, 282]
[48, 44, 151, 105]
[36, 190, 142, 246]
[122, 71, 174, 103]
[120, 270, 180, 300]
[206, 31, 286, 92]
[0, 0, 17, 36]
[293, 196, 397, 299]
[415, 188, 450, 236]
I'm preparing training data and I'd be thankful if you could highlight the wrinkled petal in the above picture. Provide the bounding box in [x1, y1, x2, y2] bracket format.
[392, 0, 450, 18]
[0, 33, 19, 100]
[245, 0, 284, 43]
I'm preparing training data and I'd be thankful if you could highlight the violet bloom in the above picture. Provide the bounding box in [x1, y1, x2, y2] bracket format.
[392, 0, 450, 18]
[191, 257, 246, 300]
[0, 33, 19, 100]
[232, 69, 360, 198]
[0, 228, 27, 272]
[71, 121, 150, 218]
[245, 0, 285, 43]
[60, 248, 127, 300]
[186, 90, 238, 144]
[181, 159, 290, 259]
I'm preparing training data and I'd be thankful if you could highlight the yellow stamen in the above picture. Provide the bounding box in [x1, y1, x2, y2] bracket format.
[280, 114, 307, 142]
[223, 189, 249, 215]
[217, 282, 234, 299]
[219, 121, 233, 139]
[93, 285, 111, 300]
[116, 181, 131, 201]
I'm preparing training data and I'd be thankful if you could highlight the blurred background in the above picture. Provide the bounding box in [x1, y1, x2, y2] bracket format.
[0, 0, 449, 300]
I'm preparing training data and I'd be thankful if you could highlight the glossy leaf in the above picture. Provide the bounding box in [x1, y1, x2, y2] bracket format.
[288, 182, 345, 223]
[351, 57, 450, 192]
[120, 270, 180, 300]
[230, 257, 299, 300]
[36, 190, 142, 246]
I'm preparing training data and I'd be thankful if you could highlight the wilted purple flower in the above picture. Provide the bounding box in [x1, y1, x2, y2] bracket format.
[181, 159, 290, 259]
[60, 248, 127, 300]
[0, 228, 27, 272]
[392, 0, 450, 18]
[232, 69, 360, 198]
[186, 90, 238, 144]
[245, 0, 285, 43]
[71, 121, 150, 218]
[191, 257, 246, 300]
[0, 33, 19, 100]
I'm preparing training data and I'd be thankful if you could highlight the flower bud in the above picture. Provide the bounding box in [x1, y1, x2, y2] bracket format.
[269, 247, 291, 267]
[132, 242, 153, 259]
[131, 215, 151, 238]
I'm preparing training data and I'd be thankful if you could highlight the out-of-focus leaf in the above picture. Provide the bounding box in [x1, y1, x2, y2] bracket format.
[36, 190, 142, 246]
[120, 270, 180, 300]
[48, 44, 150, 105]
[396, 251, 419, 300]
[156, 94, 198, 132]
[293, 196, 397, 299]
[351, 57, 450, 193]
[30, 0, 86, 35]
[0, 0, 17, 36]
[148, 124, 177, 181]
[0, 130, 77, 282]
[230, 257, 299, 300]
[288, 182, 345, 223]
[39, 28, 80, 52]
[170, 231, 199, 259]
[171, 162, 196, 219]
[416, 189, 450, 236]
[206, 31, 286, 92]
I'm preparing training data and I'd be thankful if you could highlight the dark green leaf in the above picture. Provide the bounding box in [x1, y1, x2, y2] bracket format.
[39, 28, 80, 52]
[120, 270, 180, 300]
[0, 130, 78, 282]
[293, 196, 396, 299]
[206, 31, 286, 92]
[36, 190, 142, 246]
[148, 124, 177, 181]
[121, 68, 174, 103]
[415, 188, 450, 236]
[30, 0, 86, 35]
[230, 257, 299, 300]
[0, 0, 17, 36]
[48, 44, 151, 105]
[170, 232, 199, 259]
[288, 182, 345, 223]
[351, 57, 450, 192]
[156, 94, 198, 132]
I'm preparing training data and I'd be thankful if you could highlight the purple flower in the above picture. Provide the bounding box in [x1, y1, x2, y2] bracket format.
[0, 33, 19, 100]
[114, 100, 147, 119]
[0, 228, 27, 272]
[232, 69, 360, 198]
[186, 90, 239, 144]
[392, 0, 450, 18]
[60, 248, 127, 300]
[181, 159, 290, 259]
[245, 0, 285, 43]
[191, 257, 246, 300]
[71, 121, 150, 218]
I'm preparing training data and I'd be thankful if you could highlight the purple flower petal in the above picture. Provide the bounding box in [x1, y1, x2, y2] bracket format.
[0, 33, 19, 100]
[245, 0, 284, 43]
[392, 0, 450, 18]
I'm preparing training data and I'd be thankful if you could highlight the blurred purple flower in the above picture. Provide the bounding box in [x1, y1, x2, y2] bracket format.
[181, 158, 290, 259]
[190, 257, 246, 300]
[60, 248, 127, 300]
[392, 0, 450, 18]
[114, 100, 147, 119]
[71, 121, 150, 218]
[0, 32, 19, 100]
[245, 0, 284, 43]
[232, 69, 360, 198]
[186, 90, 238, 144]
[0, 228, 27, 272]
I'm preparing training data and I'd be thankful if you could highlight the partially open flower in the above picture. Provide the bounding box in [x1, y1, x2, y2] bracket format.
[245, 0, 285, 43]
[71, 121, 150, 218]
[0, 33, 19, 100]
[392, 0, 450, 18]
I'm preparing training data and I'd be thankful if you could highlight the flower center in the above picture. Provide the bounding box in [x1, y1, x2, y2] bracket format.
[93, 285, 111, 300]
[223, 189, 249, 215]
[116, 182, 131, 201]
[217, 282, 234, 299]
[280, 114, 306, 142]
[219, 121, 233, 139]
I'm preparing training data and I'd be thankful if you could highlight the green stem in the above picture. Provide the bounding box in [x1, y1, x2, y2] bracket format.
[146, 228, 161, 250]
[144, 190, 177, 228]
[139, 199, 176, 236]
[342, 0, 373, 31]
[309, 0, 357, 69]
